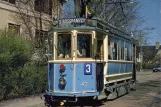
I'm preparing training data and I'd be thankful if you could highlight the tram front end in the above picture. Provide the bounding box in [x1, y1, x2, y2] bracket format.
[44, 62, 99, 104]
[43, 28, 100, 106]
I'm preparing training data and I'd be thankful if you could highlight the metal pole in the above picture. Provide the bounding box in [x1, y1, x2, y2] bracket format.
[140, 30, 143, 72]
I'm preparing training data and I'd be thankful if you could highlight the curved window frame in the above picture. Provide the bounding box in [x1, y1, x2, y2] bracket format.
[56, 32, 73, 60]
[108, 36, 119, 60]
[76, 32, 94, 60]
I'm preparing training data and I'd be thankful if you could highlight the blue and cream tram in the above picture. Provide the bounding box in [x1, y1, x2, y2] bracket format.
[44, 18, 136, 106]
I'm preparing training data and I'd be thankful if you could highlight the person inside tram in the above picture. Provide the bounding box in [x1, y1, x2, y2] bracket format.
[58, 37, 71, 58]
[77, 41, 83, 57]
[77, 41, 87, 57]
[58, 38, 64, 58]
[64, 39, 71, 58]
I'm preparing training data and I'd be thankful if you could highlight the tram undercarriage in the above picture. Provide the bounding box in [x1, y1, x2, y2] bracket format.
[43, 78, 135, 106]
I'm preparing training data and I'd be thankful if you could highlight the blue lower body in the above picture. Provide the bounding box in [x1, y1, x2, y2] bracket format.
[45, 61, 133, 103]
[46, 62, 99, 102]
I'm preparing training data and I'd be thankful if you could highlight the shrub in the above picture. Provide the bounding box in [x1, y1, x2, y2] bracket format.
[0, 30, 47, 100]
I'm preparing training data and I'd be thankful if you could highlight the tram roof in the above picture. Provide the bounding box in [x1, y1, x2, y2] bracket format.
[50, 18, 133, 41]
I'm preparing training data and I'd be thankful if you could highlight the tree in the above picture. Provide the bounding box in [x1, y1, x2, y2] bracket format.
[0, 29, 48, 100]
[87, 0, 141, 32]
[0, 29, 32, 99]
[11, 0, 61, 62]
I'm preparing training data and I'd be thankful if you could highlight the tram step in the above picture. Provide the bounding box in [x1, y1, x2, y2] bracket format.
[97, 93, 107, 100]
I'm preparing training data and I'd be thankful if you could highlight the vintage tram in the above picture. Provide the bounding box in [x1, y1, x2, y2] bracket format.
[43, 18, 136, 106]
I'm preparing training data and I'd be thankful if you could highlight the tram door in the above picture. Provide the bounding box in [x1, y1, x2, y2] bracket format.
[96, 40, 104, 92]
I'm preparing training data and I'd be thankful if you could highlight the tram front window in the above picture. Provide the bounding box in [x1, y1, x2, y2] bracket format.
[57, 33, 71, 59]
[77, 33, 92, 58]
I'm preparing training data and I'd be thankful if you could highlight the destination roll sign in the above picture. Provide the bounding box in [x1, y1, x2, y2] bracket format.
[53, 18, 86, 28]
[59, 18, 85, 24]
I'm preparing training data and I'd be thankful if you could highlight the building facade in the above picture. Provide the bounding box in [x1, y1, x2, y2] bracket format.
[0, 0, 62, 46]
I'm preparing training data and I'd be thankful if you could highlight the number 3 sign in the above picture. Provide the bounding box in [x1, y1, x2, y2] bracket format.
[84, 63, 92, 75]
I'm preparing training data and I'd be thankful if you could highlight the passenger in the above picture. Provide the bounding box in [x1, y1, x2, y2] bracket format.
[77, 50, 83, 57]
[64, 39, 71, 58]
[81, 42, 86, 57]
[77, 41, 82, 57]
[58, 38, 71, 58]
[58, 39, 64, 58]
[77, 41, 86, 57]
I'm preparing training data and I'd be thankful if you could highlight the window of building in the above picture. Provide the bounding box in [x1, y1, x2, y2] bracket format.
[34, 0, 52, 15]
[35, 29, 48, 48]
[8, 23, 20, 35]
[2, 0, 15, 4]
[57, 33, 71, 59]
[77, 33, 92, 58]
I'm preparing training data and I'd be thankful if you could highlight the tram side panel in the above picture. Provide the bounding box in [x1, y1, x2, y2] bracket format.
[106, 62, 133, 82]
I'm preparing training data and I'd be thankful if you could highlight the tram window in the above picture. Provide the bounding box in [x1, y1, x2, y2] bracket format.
[57, 33, 71, 59]
[125, 42, 132, 61]
[108, 37, 118, 60]
[97, 40, 103, 60]
[129, 44, 132, 61]
[77, 34, 92, 58]
[108, 41, 112, 60]
[121, 40, 124, 60]
[118, 40, 121, 60]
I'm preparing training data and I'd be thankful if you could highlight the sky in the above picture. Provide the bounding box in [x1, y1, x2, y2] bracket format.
[62, 0, 75, 18]
[61, 0, 161, 45]
[138, 0, 161, 45]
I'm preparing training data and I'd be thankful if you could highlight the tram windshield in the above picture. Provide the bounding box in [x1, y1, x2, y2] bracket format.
[77, 33, 92, 58]
[57, 33, 71, 59]
[56, 32, 93, 59]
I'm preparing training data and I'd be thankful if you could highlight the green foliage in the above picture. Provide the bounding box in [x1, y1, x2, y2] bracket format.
[0, 30, 32, 68]
[0, 30, 47, 100]
[136, 62, 141, 71]
[142, 62, 155, 69]
[136, 62, 155, 71]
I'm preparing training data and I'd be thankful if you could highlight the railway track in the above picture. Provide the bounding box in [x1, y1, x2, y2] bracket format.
[147, 94, 161, 107]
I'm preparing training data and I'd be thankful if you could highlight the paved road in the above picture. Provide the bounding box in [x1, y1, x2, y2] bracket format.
[0, 71, 161, 107]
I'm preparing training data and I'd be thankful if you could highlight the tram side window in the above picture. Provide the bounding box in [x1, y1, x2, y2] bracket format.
[129, 43, 132, 61]
[57, 33, 71, 59]
[108, 37, 118, 60]
[77, 34, 92, 58]
[121, 40, 124, 60]
[118, 40, 121, 60]
[97, 40, 104, 60]
[125, 42, 132, 61]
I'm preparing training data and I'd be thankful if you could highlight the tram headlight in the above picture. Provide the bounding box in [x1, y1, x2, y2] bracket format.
[59, 77, 66, 86]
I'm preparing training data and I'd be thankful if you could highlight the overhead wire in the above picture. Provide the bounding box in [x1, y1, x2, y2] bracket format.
[106, 0, 160, 36]
[136, 15, 160, 36]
